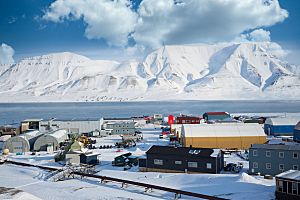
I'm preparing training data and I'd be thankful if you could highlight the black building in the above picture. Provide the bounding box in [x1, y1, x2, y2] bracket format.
[80, 153, 99, 165]
[275, 170, 300, 200]
[139, 145, 224, 174]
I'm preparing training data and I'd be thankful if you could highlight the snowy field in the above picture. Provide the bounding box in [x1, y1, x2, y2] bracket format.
[0, 125, 277, 200]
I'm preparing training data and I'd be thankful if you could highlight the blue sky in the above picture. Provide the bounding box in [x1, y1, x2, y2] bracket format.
[0, 0, 299, 63]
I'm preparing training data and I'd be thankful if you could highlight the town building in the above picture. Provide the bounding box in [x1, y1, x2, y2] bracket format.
[275, 170, 300, 200]
[181, 123, 266, 150]
[264, 118, 299, 136]
[33, 129, 68, 151]
[175, 115, 201, 124]
[139, 145, 224, 174]
[249, 144, 300, 176]
[65, 151, 99, 165]
[21, 119, 42, 133]
[39, 118, 102, 134]
[294, 121, 300, 143]
[203, 112, 230, 121]
[105, 122, 136, 135]
[0, 126, 19, 136]
[3, 130, 42, 153]
[171, 124, 183, 138]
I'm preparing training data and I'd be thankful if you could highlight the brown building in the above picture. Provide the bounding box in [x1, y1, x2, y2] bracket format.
[175, 115, 201, 124]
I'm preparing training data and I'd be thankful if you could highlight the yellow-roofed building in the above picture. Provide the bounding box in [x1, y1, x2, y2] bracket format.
[181, 123, 267, 150]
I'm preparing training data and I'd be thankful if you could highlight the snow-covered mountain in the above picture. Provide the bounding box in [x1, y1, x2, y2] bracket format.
[0, 42, 299, 102]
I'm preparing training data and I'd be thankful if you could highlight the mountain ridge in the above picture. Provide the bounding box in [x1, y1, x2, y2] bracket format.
[0, 42, 299, 102]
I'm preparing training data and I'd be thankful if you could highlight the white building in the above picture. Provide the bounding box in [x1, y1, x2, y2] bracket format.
[39, 118, 102, 134]
[3, 130, 42, 153]
[33, 129, 69, 151]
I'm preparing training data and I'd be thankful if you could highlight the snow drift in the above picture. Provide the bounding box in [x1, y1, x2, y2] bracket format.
[0, 42, 299, 102]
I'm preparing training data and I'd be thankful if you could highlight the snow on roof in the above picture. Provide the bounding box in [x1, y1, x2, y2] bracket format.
[0, 135, 11, 141]
[24, 130, 41, 138]
[211, 149, 222, 157]
[265, 118, 299, 126]
[22, 119, 43, 122]
[49, 129, 68, 139]
[84, 152, 101, 157]
[251, 144, 300, 151]
[294, 121, 300, 130]
[204, 112, 229, 115]
[276, 170, 300, 181]
[171, 124, 182, 129]
[182, 123, 265, 137]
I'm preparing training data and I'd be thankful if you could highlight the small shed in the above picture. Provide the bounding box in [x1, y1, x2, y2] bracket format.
[65, 151, 99, 165]
[203, 112, 230, 121]
[264, 118, 299, 136]
[34, 129, 68, 151]
[275, 170, 300, 200]
[3, 130, 42, 153]
[80, 153, 99, 165]
[294, 122, 300, 143]
[65, 151, 81, 165]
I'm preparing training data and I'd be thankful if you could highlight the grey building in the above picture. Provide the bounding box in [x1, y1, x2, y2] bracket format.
[105, 122, 136, 135]
[249, 144, 300, 176]
[39, 118, 102, 134]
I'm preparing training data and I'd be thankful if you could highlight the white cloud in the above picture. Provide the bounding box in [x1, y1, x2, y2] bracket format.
[43, 0, 138, 47]
[0, 43, 15, 65]
[43, 0, 288, 49]
[242, 29, 271, 42]
[134, 0, 288, 49]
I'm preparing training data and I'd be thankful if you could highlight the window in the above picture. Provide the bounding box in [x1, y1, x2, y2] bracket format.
[279, 164, 284, 171]
[253, 162, 258, 169]
[188, 162, 198, 168]
[266, 163, 271, 169]
[293, 152, 298, 159]
[292, 182, 297, 195]
[154, 159, 163, 165]
[175, 161, 182, 165]
[279, 152, 284, 158]
[253, 150, 257, 156]
[278, 180, 283, 192]
[266, 151, 271, 157]
[207, 163, 212, 169]
[182, 120, 186, 123]
[293, 165, 298, 170]
[282, 181, 287, 193]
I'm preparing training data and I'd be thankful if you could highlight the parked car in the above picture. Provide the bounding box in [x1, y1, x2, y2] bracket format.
[224, 163, 243, 173]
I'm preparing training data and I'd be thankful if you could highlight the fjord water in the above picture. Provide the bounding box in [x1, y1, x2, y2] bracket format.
[0, 101, 300, 125]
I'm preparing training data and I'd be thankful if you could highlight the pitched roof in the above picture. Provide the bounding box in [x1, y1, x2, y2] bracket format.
[294, 121, 300, 130]
[265, 118, 299, 126]
[276, 170, 300, 181]
[204, 112, 229, 115]
[146, 145, 220, 158]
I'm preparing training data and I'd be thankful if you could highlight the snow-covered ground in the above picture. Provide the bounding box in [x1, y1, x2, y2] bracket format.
[0, 125, 276, 200]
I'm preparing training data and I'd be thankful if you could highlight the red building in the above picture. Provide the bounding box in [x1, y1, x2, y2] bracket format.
[175, 115, 201, 124]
